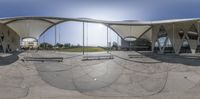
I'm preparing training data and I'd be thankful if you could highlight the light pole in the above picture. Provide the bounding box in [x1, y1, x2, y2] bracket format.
[82, 22, 85, 55]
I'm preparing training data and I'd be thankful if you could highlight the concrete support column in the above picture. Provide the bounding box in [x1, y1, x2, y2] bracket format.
[174, 30, 186, 54]
[151, 41, 155, 52]
[161, 37, 169, 53]
[173, 26, 186, 54]
[172, 22, 198, 54]
[162, 24, 174, 53]
[151, 25, 159, 52]
[186, 23, 198, 54]
[187, 39, 197, 54]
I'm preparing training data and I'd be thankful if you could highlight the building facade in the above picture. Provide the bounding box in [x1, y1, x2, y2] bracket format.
[0, 23, 20, 53]
[151, 21, 199, 54]
[21, 38, 38, 49]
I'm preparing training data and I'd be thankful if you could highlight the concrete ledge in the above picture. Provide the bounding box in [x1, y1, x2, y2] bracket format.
[21, 57, 63, 62]
[82, 55, 114, 61]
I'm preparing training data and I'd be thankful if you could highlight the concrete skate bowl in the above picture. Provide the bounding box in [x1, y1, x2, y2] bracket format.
[31, 51, 169, 97]
[0, 63, 29, 98]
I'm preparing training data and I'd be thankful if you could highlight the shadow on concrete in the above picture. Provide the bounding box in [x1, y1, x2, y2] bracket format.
[113, 54, 162, 64]
[0, 52, 21, 66]
[138, 51, 200, 66]
[110, 51, 162, 64]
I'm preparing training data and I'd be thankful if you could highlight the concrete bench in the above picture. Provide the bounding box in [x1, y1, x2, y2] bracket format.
[128, 54, 145, 58]
[21, 57, 63, 62]
[82, 55, 114, 61]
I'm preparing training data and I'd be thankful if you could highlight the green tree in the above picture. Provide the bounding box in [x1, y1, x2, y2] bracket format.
[39, 42, 53, 49]
[63, 43, 71, 48]
[54, 43, 63, 48]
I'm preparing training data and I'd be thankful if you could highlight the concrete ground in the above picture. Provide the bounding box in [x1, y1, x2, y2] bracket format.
[0, 51, 200, 99]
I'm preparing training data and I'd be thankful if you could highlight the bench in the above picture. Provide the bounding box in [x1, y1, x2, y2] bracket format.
[128, 54, 145, 58]
[21, 57, 63, 62]
[82, 55, 114, 61]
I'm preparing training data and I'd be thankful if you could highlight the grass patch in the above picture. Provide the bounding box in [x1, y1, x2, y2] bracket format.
[58, 47, 106, 52]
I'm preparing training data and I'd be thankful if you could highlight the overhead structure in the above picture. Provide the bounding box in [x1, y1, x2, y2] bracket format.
[0, 16, 199, 54]
[0, 17, 197, 39]
[109, 25, 151, 40]
[0, 17, 66, 39]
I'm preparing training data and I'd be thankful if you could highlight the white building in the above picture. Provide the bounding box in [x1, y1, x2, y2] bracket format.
[21, 38, 38, 49]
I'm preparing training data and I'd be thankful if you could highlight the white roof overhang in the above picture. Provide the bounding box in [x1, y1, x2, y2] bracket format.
[0, 16, 198, 40]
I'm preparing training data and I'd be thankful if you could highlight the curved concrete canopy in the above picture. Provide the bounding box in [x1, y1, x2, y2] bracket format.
[0, 16, 199, 40]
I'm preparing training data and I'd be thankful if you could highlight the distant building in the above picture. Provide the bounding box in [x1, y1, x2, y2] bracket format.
[21, 38, 38, 49]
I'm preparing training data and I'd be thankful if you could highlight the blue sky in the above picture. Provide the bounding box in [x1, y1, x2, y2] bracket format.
[0, 0, 200, 46]
[0, 0, 200, 20]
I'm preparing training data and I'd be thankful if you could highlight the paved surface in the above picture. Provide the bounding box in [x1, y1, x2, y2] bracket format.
[1, 51, 200, 99]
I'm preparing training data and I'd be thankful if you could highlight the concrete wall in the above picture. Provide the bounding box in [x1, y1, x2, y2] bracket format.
[0, 24, 20, 53]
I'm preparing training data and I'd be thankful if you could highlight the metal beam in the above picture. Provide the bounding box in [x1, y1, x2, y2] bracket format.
[137, 26, 152, 39]
[82, 22, 85, 55]
[107, 26, 109, 53]
[55, 25, 57, 45]
[4, 18, 55, 25]
[106, 24, 124, 40]
[39, 20, 66, 37]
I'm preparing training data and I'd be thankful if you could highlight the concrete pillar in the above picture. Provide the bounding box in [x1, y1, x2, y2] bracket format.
[186, 23, 198, 54]
[162, 24, 174, 53]
[173, 23, 188, 54]
[150, 21, 199, 55]
[172, 21, 198, 54]
[151, 25, 160, 52]
[152, 24, 173, 54]
[175, 29, 187, 54]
